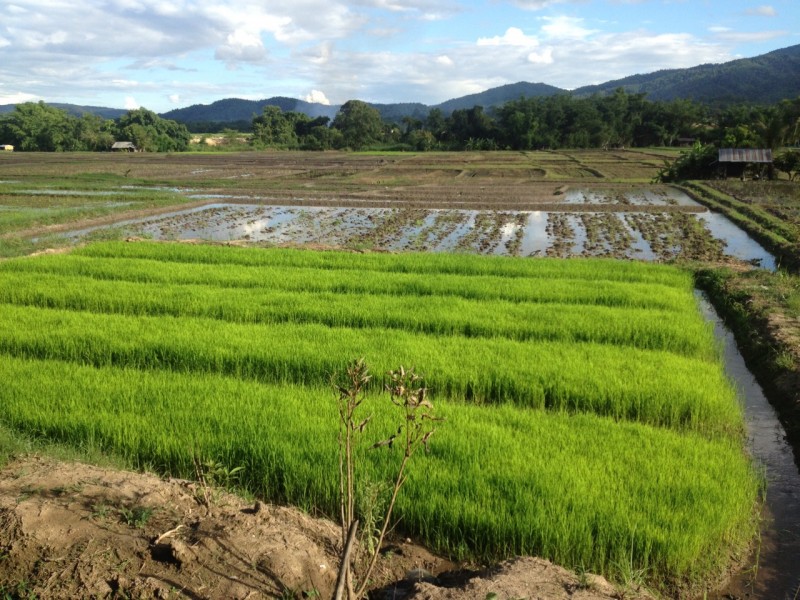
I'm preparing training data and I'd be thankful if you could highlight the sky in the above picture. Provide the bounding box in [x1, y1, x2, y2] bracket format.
[1, 0, 798, 112]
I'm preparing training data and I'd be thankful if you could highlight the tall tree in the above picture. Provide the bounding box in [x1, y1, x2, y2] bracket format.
[0, 102, 78, 151]
[116, 108, 190, 152]
[331, 100, 384, 150]
[252, 106, 298, 148]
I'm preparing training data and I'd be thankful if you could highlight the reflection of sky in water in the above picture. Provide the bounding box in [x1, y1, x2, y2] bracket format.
[698, 212, 776, 270]
[622, 215, 656, 260]
[496, 219, 518, 254]
[520, 212, 549, 256]
[561, 188, 704, 208]
[57, 201, 777, 269]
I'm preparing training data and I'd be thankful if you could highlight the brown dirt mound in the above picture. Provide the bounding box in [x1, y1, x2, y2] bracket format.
[0, 456, 652, 599]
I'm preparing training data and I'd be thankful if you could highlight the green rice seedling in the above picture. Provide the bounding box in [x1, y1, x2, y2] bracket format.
[71, 241, 693, 287]
[0, 304, 742, 436]
[0, 355, 759, 591]
[0, 253, 698, 313]
[0, 271, 717, 359]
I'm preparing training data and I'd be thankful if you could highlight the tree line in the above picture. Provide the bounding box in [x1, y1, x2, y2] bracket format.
[250, 91, 800, 152]
[3, 91, 800, 153]
[0, 102, 191, 152]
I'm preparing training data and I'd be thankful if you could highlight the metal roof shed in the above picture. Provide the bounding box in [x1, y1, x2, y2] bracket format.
[719, 149, 773, 163]
[111, 141, 137, 152]
[718, 148, 773, 179]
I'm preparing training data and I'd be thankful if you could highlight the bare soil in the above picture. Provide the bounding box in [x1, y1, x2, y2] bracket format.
[0, 456, 652, 600]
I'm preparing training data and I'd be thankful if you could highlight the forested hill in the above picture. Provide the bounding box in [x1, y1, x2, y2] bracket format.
[433, 82, 565, 114]
[572, 44, 800, 105]
[160, 97, 339, 127]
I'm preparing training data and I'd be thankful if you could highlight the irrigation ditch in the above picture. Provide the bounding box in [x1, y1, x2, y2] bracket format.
[697, 293, 800, 599]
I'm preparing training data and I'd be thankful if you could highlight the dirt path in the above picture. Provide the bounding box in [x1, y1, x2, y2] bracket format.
[0, 456, 652, 599]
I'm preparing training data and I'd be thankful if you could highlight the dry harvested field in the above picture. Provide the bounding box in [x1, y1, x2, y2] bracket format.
[0, 149, 677, 212]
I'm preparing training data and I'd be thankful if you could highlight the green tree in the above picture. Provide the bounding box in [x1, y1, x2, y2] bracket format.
[251, 106, 298, 149]
[497, 98, 539, 150]
[76, 114, 116, 151]
[656, 142, 719, 181]
[332, 100, 385, 150]
[116, 108, 190, 152]
[774, 150, 800, 181]
[0, 102, 78, 151]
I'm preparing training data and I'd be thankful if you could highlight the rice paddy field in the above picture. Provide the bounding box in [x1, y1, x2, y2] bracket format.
[0, 240, 760, 593]
[0, 149, 775, 268]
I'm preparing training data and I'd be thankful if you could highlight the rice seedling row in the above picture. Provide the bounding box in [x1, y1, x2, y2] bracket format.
[1, 250, 698, 313]
[0, 303, 742, 436]
[0, 270, 717, 359]
[0, 355, 759, 589]
[73, 241, 693, 287]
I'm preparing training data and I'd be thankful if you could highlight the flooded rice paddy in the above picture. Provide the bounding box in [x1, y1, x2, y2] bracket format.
[63, 186, 776, 269]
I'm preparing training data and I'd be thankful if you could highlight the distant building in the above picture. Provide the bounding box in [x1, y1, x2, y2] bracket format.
[111, 141, 137, 152]
[718, 148, 773, 179]
[0, 144, 13, 151]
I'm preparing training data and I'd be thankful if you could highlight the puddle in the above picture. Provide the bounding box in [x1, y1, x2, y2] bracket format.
[562, 188, 705, 207]
[698, 293, 800, 599]
[519, 212, 549, 256]
[120, 185, 187, 193]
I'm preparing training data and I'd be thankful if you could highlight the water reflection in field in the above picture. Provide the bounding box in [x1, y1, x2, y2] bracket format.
[63, 188, 777, 269]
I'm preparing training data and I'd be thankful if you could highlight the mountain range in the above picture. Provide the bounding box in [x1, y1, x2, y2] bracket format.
[2, 43, 799, 128]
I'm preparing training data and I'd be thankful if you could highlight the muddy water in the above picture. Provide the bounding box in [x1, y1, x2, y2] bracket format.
[51, 186, 779, 268]
[698, 293, 800, 599]
[698, 212, 777, 270]
[85, 202, 774, 268]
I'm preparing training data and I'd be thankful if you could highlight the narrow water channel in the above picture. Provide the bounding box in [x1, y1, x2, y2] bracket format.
[697, 293, 800, 599]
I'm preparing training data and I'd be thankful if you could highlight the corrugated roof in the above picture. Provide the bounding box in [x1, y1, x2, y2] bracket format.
[111, 141, 136, 149]
[719, 148, 773, 163]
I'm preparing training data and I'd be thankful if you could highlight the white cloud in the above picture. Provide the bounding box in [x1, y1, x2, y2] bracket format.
[478, 27, 539, 47]
[746, 5, 777, 17]
[436, 55, 453, 66]
[540, 16, 597, 40]
[527, 48, 554, 64]
[169, 94, 181, 104]
[0, 91, 40, 104]
[511, 0, 567, 9]
[303, 89, 330, 104]
[215, 29, 268, 63]
[124, 96, 140, 109]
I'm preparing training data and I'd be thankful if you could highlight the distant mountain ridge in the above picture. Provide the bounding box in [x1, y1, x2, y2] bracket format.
[2, 43, 798, 126]
[570, 44, 800, 105]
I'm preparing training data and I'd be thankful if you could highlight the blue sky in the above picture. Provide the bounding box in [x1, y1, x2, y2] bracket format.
[0, 0, 797, 112]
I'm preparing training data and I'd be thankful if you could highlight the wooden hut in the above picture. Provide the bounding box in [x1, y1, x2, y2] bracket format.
[111, 141, 137, 152]
[718, 148, 773, 179]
